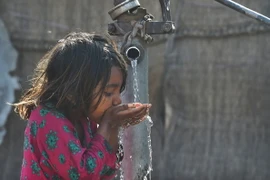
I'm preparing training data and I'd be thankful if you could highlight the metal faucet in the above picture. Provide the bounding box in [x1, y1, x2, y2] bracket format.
[108, 0, 175, 44]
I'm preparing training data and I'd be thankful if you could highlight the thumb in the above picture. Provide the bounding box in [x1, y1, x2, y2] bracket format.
[115, 103, 142, 112]
[115, 104, 129, 112]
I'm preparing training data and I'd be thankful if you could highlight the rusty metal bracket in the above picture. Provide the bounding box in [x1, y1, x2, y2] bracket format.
[108, 0, 175, 36]
[108, 21, 175, 35]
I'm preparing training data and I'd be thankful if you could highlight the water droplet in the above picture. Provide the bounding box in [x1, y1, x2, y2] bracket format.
[118, 127, 125, 180]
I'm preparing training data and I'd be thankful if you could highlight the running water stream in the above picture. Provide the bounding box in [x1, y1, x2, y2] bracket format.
[131, 59, 153, 179]
[118, 59, 153, 180]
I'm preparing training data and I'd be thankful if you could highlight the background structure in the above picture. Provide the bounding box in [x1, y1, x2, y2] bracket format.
[0, 0, 270, 179]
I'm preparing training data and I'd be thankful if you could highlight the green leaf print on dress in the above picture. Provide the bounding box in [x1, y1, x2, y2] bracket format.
[39, 120, 46, 128]
[46, 130, 58, 150]
[59, 154, 66, 164]
[43, 103, 65, 119]
[68, 167, 80, 180]
[40, 108, 49, 117]
[30, 144, 35, 153]
[44, 172, 50, 178]
[52, 111, 65, 119]
[98, 151, 104, 159]
[30, 121, 38, 137]
[80, 159, 84, 168]
[73, 131, 79, 139]
[42, 150, 49, 159]
[31, 160, 41, 175]
[41, 159, 53, 170]
[23, 135, 30, 150]
[104, 140, 113, 154]
[100, 165, 116, 176]
[52, 174, 61, 180]
[63, 125, 71, 133]
[68, 140, 81, 154]
[86, 156, 97, 173]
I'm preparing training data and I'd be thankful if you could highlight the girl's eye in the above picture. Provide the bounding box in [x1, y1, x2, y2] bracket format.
[104, 92, 113, 97]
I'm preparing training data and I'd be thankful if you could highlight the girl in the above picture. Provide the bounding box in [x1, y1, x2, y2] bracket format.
[14, 32, 151, 180]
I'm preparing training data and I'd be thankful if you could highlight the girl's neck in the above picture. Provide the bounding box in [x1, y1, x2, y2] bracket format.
[68, 109, 85, 125]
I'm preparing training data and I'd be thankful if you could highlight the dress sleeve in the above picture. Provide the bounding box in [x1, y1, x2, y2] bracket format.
[34, 107, 118, 180]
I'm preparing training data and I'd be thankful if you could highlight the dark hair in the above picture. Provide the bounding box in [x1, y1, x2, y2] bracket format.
[14, 32, 127, 120]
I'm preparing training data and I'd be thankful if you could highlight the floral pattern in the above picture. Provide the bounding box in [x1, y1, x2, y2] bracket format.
[20, 105, 120, 179]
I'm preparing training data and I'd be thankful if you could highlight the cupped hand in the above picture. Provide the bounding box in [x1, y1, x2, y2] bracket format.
[101, 103, 151, 128]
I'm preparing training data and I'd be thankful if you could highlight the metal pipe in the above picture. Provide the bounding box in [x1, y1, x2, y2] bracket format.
[159, 0, 171, 21]
[126, 46, 141, 61]
[215, 0, 270, 25]
[110, 0, 140, 20]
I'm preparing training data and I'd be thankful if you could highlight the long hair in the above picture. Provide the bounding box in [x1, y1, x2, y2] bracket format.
[14, 32, 127, 120]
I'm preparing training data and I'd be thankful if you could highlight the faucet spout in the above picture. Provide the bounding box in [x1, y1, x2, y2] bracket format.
[126, 46, 141, 61]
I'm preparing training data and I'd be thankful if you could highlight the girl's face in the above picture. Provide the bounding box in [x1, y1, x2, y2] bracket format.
[88, 66, 123, 124]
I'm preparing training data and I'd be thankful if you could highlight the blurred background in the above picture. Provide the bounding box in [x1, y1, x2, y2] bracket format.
[1, 0, 270, 179]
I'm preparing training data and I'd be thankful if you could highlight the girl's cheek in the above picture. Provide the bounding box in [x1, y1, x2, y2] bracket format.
[100, 96, 107, 103]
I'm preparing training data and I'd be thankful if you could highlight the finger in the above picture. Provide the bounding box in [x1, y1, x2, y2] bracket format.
[118, 105, 145, 119]
[114, 103, 143, 113]
[124, 109, 148, 126]
[131, 107, 148, 120]
[127, 104, 151, 119]
[132, 104, 151, 117]
[130, 103, 143, 108]
[128, 116, 147, 126]
[114, 104, 129, 112]
[120, 104, 151, 128]
[145, 104, 152, 108]
[116, 103, 151, 122]
[122, 103, 151, 110]
[122, 118, 133, 128]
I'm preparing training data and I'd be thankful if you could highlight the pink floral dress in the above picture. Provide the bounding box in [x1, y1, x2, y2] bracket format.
[20, 104, 121, 180]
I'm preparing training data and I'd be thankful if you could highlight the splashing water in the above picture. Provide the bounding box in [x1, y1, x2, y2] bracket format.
[144, 115, 153, 180]
[131, 60, 153, 179]
[118, 127, 125, 180]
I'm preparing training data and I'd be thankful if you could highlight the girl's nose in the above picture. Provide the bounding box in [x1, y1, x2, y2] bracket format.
[112, 95, 122, 106]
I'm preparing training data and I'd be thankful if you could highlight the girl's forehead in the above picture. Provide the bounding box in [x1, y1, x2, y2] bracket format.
[94, 67, 123, 90]
[108, 67, 123, 83]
